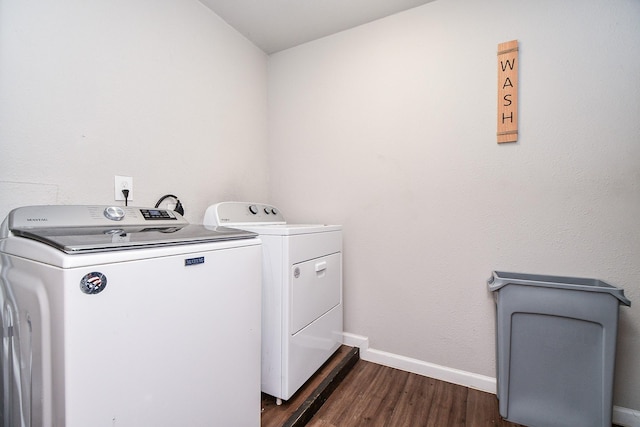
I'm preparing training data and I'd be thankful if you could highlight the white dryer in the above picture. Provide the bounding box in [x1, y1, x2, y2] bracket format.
[203, 202, 343, 404]
[0, 205, 262, 427]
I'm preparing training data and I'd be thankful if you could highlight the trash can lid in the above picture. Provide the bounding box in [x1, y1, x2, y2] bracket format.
[487, 271, 631, 306]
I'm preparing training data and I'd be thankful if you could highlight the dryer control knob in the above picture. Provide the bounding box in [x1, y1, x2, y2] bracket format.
[104, 206, 125, 221]
[271, 208, 278, 215]
[248, 205, 258, 215]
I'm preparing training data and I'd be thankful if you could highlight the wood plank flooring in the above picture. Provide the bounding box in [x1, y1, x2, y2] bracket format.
[261, 346, 522, 427]
[306, 359, 521, 427]
[261, 346, 356, 427]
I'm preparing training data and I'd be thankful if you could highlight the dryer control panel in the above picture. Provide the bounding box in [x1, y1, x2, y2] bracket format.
[204, 202, 286, 226]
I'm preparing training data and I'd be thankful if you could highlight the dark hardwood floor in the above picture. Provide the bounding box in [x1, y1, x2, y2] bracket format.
[262, 346, 625, 426]
[261, 346, 522, 427]
[305, 359, 521, 427]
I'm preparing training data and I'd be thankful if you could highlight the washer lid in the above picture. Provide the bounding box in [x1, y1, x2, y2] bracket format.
[11, 224, 256, 254]
[3, 205, 257, 254]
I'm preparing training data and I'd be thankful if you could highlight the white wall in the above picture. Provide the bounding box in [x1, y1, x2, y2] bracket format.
[268, 0, 640, 411]
[0, 0, 269, 223]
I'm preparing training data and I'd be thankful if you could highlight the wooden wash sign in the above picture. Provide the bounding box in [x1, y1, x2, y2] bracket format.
[497, 40, 518, 143]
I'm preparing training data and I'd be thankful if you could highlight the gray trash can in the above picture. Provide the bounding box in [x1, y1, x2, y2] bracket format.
[488, 271, 630, 427]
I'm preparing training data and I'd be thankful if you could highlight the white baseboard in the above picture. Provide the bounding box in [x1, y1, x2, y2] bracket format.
[614, 406, 640, 427]
[341, 332, 640, 427]
[341, 332, 496, 393]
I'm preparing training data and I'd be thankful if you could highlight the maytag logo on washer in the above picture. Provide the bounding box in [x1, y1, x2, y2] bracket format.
[80, 272, 107, 295]
[185, 256, 205, 266]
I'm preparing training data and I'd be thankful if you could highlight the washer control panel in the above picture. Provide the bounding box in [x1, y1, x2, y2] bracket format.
[102, 207, 177, 222]
[7, 205, 186, 231]
[139, 208, 177, 220]
[103, 206, 125, 221]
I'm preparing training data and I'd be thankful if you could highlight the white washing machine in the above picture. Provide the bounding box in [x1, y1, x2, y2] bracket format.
[203, 202, 343, 404]
[0, 205, 262, 427]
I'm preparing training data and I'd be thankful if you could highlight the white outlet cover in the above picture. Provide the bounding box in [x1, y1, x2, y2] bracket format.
[114, 175, 133, 201]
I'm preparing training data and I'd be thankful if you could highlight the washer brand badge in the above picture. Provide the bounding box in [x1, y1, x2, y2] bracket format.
[80, 272, 107, 295]
[185, 256, 205, 266]
[27, 218, 48, 222]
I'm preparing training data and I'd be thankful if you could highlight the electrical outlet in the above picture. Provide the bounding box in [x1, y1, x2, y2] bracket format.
[114, 176, 133, 201]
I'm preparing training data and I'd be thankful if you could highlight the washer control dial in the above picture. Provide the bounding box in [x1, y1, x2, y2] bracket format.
[248, 205, 259, 215]
[103, 206, 125, 221]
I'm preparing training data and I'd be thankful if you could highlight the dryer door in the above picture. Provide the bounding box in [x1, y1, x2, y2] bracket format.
[291, 253, 341, 335]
